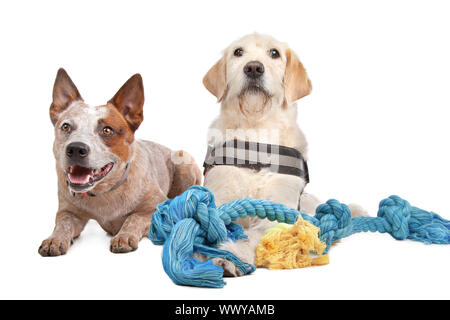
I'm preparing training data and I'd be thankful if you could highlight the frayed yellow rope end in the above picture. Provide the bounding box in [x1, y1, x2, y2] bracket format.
[255, 218, 329, 270]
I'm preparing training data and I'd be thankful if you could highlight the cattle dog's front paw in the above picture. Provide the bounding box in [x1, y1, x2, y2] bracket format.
[39, 237, 71, 257]
[110, 233, 139, 253]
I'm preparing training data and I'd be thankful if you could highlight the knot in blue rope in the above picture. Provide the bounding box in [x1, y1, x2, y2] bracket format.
[314, 199, 352, 249]
[150, 186, 228, 246]
[377, 195, 411, 240]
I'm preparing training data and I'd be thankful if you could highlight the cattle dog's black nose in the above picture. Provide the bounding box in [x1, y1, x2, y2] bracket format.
[66, 142, 90, 160]
[244, 61, 265, 79]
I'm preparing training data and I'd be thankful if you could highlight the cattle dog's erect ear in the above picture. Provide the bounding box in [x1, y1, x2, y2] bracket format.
[203, 55, 227, 102]
[284, 49, 312, 104]
[108, 74, 144, 132]
[50, 68, 83, 125]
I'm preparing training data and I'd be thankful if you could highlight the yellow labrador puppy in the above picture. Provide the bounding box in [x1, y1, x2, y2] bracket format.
[201, 34, 364, 276]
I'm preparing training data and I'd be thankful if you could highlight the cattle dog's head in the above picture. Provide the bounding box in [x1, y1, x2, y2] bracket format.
[50, 68, 144, 195]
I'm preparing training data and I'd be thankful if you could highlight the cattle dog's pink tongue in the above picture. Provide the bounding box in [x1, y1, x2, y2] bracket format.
[68, 165, 92, 184]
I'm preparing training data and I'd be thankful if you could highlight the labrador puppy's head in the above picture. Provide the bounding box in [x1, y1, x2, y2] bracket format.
[50, 69, 144, 194]
[203, 34, 311, 118]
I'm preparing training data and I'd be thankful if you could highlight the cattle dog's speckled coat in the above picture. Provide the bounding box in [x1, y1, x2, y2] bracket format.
[39, 69, 201, 256]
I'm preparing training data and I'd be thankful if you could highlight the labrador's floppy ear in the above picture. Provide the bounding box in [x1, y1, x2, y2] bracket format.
[108, 74, 145, 132]
[50, 68, 83, 125]
[284, 48, 312, 104]
[203, 55, 227, 101]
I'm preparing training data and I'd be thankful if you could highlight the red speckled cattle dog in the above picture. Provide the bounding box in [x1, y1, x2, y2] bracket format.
[39, 69, 201, 256]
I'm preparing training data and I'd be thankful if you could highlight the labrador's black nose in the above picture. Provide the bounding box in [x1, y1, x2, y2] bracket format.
[66, 142, 90, 160]
[244, 61, 265, 79]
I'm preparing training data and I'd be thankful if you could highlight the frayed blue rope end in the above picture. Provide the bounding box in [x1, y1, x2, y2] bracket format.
[377, 196, 450, 244]
[314, 195, 450, 253]
[149, 186, 254, 288]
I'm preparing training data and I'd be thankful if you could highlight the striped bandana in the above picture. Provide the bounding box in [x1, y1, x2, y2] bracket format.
[203, 139, 309, 183]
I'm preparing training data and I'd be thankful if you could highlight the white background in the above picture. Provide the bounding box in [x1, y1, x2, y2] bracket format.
[0, 0, 449, 299]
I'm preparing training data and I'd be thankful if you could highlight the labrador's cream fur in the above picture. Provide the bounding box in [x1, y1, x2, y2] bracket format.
[201, 34, 365, 276]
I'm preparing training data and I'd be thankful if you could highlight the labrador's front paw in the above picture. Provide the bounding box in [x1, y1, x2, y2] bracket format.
[39, 237, 71, 257]
[110, 233, 139, 253]
[212, 258, 243, 277]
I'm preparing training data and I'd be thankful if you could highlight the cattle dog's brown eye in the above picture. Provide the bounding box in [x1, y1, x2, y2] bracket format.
[102, 126, 114, 137]
[234, 48, 244, 57]
[269, 48, 280, 59]
[61, 123, 71, 133]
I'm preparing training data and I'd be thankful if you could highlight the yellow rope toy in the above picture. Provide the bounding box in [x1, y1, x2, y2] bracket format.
[256, 218, 330, 269]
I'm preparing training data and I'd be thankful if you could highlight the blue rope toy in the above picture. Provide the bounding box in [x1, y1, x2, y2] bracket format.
[149, 185, 450, 288]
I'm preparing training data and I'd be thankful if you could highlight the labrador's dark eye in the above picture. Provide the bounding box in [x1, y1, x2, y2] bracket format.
[61, 123, 72, 133]
[269, 48, 280, 59]
[234, 48, 244, 57]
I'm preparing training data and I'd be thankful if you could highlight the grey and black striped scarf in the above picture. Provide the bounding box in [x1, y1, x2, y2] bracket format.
[203, 139, 309, 183]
